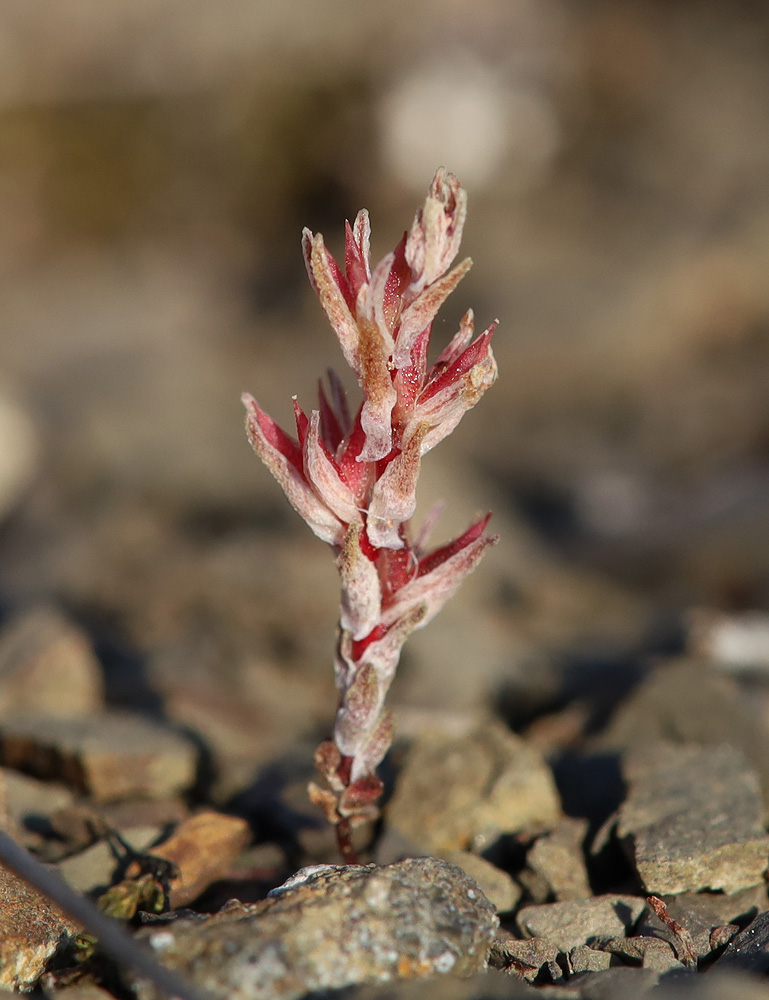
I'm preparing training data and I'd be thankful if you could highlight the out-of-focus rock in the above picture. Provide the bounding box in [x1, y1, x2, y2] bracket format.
[0, 712, 197, 801]
[526, 817, 591, 901]
[440, 851, 521, 914]
[0, 767, 74, 848]
[597, 935, 680, 973]
[516, 895, 646, 952]
[133, 858, 498, 1000]
[152, 810, 251, 908]
[0, 391, 37, 524]
[55, 826, 162, 895]
[690, 610, 769, 674]
[0, 607, 104, 718]
[387, 721, 561, 853]
[0, 864, 78, 991]
[618, 743, 769, 895]
[600, 658, 769, 809]
[714, 911, 769, 978]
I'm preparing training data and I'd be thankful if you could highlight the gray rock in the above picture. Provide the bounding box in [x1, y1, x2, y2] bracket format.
[600, 658, 769, 811]
[440, 851, 521, 914]
[568, 945, 612, 973]
[617, 743, 769, 894]
[526, 817, 591, 901]
[0, 864, 78, 991]
[332, 969, 542, 998]
[568, 966, 658, 999]
[0, 767, 74, 846]
[56, 826, 161, 895]
[489, 934, 562, 982]
[596, 935, 680, 972]
[133, 858, 499, 1000]
[0, 711, 197, 801]
[387, 721, 561, 853]
[516, 895, 646, 952]
[0, 607, 104, 718]
[713, 910, 769, 977]
[637, 885, 767, 959]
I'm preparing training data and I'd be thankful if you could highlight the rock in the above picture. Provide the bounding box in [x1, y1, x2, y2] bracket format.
[48, 798, 189, 857]
[600, 658, 769, 809]
[516, 895, 646, 952]
[568, 966, 659, 998]
[690, 609, 769, 674]
[0, 607, 104, 718]
[133, 858, 499, 1000]
[0, 711, 197, 801]
[637, 885, 767, 960]
[568, 945, 612, 973]
[41, 986, 118, 999]
[597, 935, 680, 973]
[0, 390, 37, 524]
[526, 818, 591, 901]
[387, 721, 561, 853]
[339, 970, 541, 999]
[713, 910, 769, 977]
[0, 767, 74, 847]
[489, 934, 562, 982]
[617, 743, 769, 894]
[56, 826, 162, 895]
[148, 810, 251, 908]
[440, 850, 521, 914]
[0, 864, 78, 991]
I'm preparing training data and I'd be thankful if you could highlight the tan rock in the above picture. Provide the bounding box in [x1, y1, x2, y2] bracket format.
[387, 721, 561, 852]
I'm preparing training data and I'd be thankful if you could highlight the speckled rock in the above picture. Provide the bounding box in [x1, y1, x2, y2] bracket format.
[0, 711, 197, 801]
[618, 743, 769, 894]
[516, 895, 647, 952]
[133, 858, 499, 1000]
[387, 721, 561, 852]
[440, 851, 520, 914]
[0, 863, 78, 991]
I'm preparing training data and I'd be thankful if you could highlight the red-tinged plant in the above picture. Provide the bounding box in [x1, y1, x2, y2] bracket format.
[243, 169, 498, 863]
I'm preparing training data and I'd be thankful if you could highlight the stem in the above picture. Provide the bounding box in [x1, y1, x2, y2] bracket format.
[335, 818, 359, 865]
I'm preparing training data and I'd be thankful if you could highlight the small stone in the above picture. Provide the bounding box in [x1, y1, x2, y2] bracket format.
[569, 966, 658, 998]
[0, 607, 104, 718]
[526, 818, 591, 901]
[489, 934, 561, 982]
[0, 767, 74, 846]
[516, 895, 646, 952]
[713, 910, 769, 977]
[0, 712, 197, 801]
[0, 864, 78, 991]
[600, 658, 769, 809]
[637, 885, 768, 959]
[387, 721, 561, 853]
[56, 826, 161, 895]
[150, 810, 251, 908]
[617, 743, 769, 894]
[133, 858, 499, 1000]
[569, 945, 612, 973]
[598, 935, 680, 973]
[0, 391, 37, 525]
[440, 851, 521, 913]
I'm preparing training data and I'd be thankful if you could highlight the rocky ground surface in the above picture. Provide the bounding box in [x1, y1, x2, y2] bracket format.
[2, 1, 769, 998]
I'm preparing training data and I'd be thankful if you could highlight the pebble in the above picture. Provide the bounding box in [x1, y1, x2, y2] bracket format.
[637, 885, 768, 960]
[387, 721, 561, 852]
[713, 910, 769, 977]
[0, 767, 74, 846]
[440, 850, 521, 914]
[0, 390, 37, 525]
[516, 894, 646, 952]
[600, 657, 769, 807]
[56, 826, 162, 895]
[526, 817, 591, 901]
[0, 606, 104, 718]
[0, 711, 197, 801]
[489, 934, 562, 982]
[0, 864, 78, 991]
[568, 944, 612, 974]
[133, 858, 499, 1000]
[596, 935, 680, 973]
[617, 743, 769, 894]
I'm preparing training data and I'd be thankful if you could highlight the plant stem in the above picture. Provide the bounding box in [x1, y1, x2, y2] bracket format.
[335, 818, 359, 865]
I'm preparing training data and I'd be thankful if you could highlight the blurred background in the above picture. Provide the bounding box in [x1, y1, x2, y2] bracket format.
[1, 0, 768, 793]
